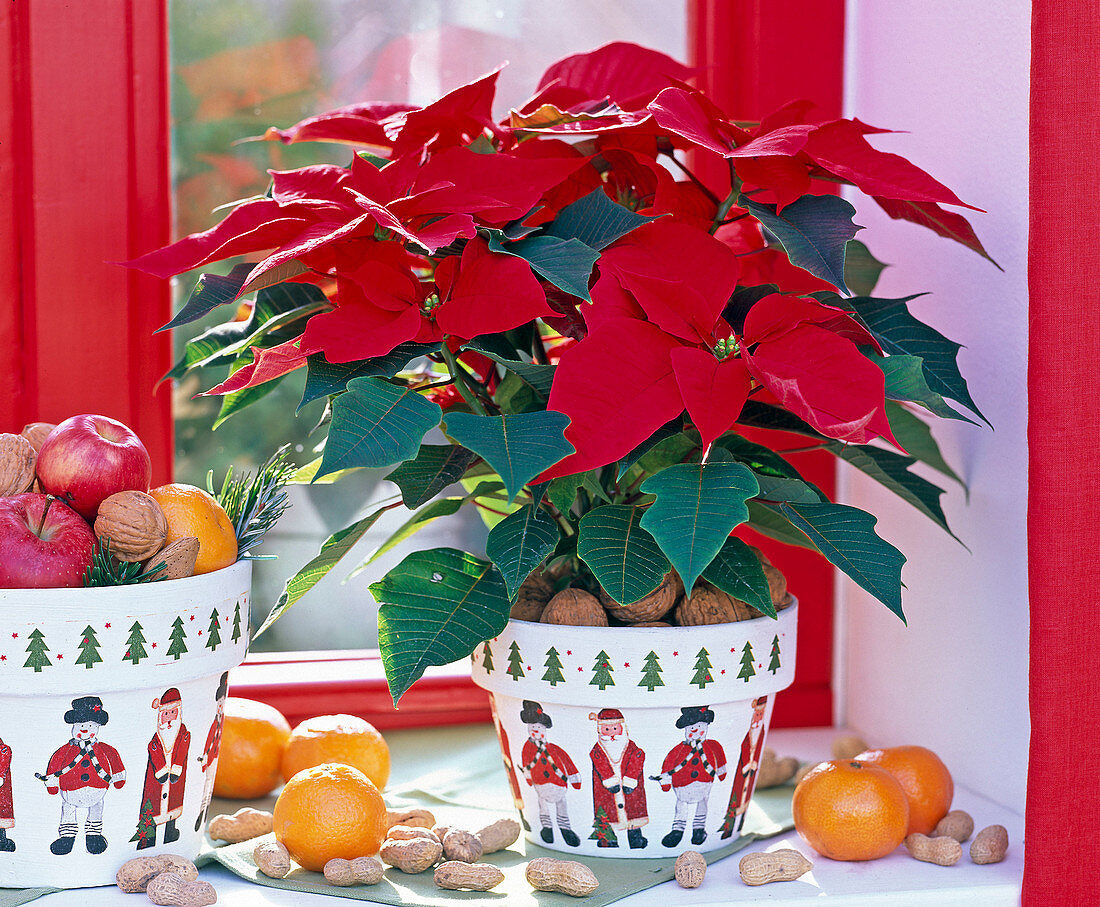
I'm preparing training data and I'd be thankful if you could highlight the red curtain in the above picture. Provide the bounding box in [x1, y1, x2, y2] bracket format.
[1024, 3, 1100, 903]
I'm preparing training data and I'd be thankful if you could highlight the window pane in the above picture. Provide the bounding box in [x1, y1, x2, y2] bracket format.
[169, 0, 687, 652]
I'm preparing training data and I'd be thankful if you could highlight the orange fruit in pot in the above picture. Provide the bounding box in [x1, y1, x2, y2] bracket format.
[281, 713, 390, 791]
[273, 763, 388, 871]
[792, 759, 910, 861]
[212, 698, 291, 799]
[148, 483, 237, 575]
[855, 745, 954, 835]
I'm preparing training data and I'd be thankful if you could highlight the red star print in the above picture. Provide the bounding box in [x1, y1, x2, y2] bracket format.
[720, 669, 726, 675]
[198, 631, 203, 636]
[11, 633, 17, 639]
[673, 651, 678, 656]
[105, 623, 111, 629]
[189, 615, 195, 621]
[624, 662, 630, 668]
[578, 667, 583, 672]
[151, 642, 157, 649]
[56, 653, 63, 660]
[566, 650, 572, 655]
[1, 655, 6, 661]
[730, 647, 736, 653]
[125, 651, 131, 659]
[526, 666, 531, 671]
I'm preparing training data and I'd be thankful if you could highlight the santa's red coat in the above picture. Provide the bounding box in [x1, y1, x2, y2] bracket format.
[590, 739, 648, 828]
[521, 739, 581, 789]
[725, 724, 767, 816]
[142, 725, 190, 823]
[200, 718, 221, 770]
[658, 739, 728, 790]
[0, 739, 12, 828]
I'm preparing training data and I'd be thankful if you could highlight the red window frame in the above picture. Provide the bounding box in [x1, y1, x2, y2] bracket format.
[1, 0, 842, 731]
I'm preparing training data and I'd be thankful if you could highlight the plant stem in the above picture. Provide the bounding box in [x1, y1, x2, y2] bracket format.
[666, 155, 721, 205]
[441, 342, 490, 416]
[36, 496, 54, 537]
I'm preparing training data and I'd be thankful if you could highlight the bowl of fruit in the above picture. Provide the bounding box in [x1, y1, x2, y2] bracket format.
[0, 414, 289, 889]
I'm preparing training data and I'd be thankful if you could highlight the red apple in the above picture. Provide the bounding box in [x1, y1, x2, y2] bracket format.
[0, 494, 96, 588]
[36, 414, 152, 520]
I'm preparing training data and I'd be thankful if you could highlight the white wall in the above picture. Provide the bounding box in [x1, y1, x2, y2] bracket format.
[839, 1, 1031, 810]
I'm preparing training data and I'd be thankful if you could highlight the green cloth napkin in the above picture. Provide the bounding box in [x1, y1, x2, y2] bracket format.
[0, 890, 59, 907]
[195, 734, 796, 906]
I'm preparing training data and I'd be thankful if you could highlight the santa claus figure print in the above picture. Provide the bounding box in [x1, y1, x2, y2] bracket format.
[136, 687, 190, 849]
[588, 708, 648, 849]
[653, 705, 727, 847]
[719, 695, 769, 838]
[194, 672, 228, 832]
[518, 700, 581, 847]
[0, 736, 15, 852]
[38, 696, 127, 855]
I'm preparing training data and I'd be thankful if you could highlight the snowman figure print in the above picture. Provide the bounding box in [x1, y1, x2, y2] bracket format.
[38, 696, 127, 855]
[518, 700, 581, 847]
[653, 706, 727, 847]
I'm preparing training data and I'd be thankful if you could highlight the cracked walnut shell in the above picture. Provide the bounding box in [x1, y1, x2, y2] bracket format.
[598, 571, 681, 622]
[19, 422, 56, 453]
[541, 588, 608, 626]
[0, 433, 36, 496]
[95, 490, 168, 562]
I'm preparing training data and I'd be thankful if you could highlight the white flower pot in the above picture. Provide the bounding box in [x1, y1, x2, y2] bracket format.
[0, 560, 250, 889]
[471, 600, 797, 858]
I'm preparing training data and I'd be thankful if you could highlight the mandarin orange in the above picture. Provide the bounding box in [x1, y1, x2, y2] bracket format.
[792, 759, 910, 861]
[855, 745, 954, 835]
[281, 713, 390, 790]
[212, 697, 291, 799]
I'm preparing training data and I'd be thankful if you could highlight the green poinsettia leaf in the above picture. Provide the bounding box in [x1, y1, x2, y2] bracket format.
[160, 264, 252, 332]
[843, 239, 888, 297]
[464, 347, 556, 396]
[753, 474, 828, 505]
[386, 444, 478, 510]
[442, 411, 574, 502]
[255, 506, 390, 638]
[373, 548, 512, 705]
[316, 377, 442, 481]
[485, 505, 560, 600]
[773, 501, 907, 620]
[736, 401, 826, 439]
[544, 188, 660, 250]
[487, 232, 599, 301]
[577, 504, 670, 606]
[300, 342, 440, 410]
[616, 419, 685, 480]
[547, 474, 585, 516]
[885, 402, 966, 491]
[742, 194, 862, 295]
[830, 443, 959, 543]
[713, 434, 823, 484]
[700, 536, 775, 617]
[359, 497, 467, 569]
[845, 294, 989, 425]
[745, 501, 821, 551]
[639, 462, 760, 593]
[875, 354, 977, 424]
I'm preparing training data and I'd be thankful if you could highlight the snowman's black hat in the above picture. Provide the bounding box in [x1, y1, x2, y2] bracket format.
[64, 696, 109, 726]
[520, 700, 552, 727]
[675, 705, 714, 728]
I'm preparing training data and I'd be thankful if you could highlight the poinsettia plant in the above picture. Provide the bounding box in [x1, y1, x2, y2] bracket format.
[131, 43, 991, 703]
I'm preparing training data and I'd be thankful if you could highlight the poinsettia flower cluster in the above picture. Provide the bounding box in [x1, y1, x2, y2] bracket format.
[133, 41, 984, 482]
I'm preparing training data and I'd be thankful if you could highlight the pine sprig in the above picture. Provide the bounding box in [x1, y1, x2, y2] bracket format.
[211, 445, 295, 558]
[82, 538, 168, 587]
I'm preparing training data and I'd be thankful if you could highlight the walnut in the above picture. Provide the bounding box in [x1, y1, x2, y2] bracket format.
[95, 490, 168, 562]
[511, 570, 554, 622]
[675, 583, 762, 625]
[19, 422, 56, 453]
[0, 433, 36, 496]
[541, 588, 608, 626]
[630, 620, 672, 627]
[598, 571, 680, 622]
[749, 545, 789, 606]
